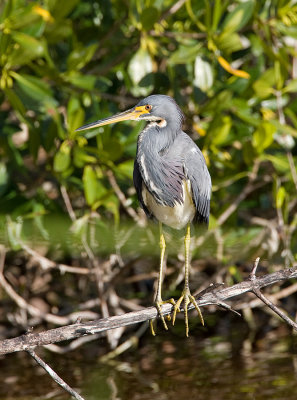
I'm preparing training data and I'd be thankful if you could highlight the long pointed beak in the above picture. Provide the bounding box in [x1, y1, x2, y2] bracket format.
[75, 106, 150, 132]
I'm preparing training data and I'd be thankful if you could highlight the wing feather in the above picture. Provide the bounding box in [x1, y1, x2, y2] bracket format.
[182, 140, 211, 226]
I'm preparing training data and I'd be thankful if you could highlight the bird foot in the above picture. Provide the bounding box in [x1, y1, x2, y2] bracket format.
[172, 288, 204, 337]
[150, 297, 176, 336]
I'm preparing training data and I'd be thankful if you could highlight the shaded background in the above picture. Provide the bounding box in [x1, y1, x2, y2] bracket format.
[1, 0, 297, 399]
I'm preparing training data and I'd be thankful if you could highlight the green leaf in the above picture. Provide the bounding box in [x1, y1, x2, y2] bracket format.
[252, 121, 276, 153]
[140, 6, 160, 31]
[283, 79, 297, 94]
[0, 162, 9, 196]
[270, 120, 297, 138]
[101, 138, 123, 162]
[83, 166, 106, 207]
[65, 73, 97, 90]
[4, 88, 26, 117]
[11, 31, 45, 55]
[6, 216, 23, 251]
[210, 116, 232, 146]
[53, 142, 71, 172]
[10, 72, 57, 107]
[242, 141, 257, 165]
[168, 42, 202, 65]
[67, 43, 98, 70]
[9, 32, 46, 65]
[222, 1, 254, 33]
[261, 154, 289, 173]
[253, 69, 276, 99]
[216, 31, 243, 53]
[67, 97, 85, 132]
[73, 147, 97, 168]
[49, 0, 80, 19]
[116, 160, 134, 179]
[276, 186, 286, 209]
[4, 5, 41, 30]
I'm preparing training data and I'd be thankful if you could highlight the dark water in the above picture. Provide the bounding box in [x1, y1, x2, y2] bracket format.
[1, 326, 297, 400]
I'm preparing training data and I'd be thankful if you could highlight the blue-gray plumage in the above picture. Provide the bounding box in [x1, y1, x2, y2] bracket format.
[76, 94, 211, 336]
[133, 95, 211, 228]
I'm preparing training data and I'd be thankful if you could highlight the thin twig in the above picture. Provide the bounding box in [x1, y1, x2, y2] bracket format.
[160, 0, 186, 21]
[27, 349, 85, 400]
[106, 169, 141, 224]
[60, 185, 76, 222]
[249, 258, 297, 330]
[20, 242, 91, 275]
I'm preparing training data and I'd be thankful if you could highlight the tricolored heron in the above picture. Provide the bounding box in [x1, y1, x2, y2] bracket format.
[77, 95, 211, 336]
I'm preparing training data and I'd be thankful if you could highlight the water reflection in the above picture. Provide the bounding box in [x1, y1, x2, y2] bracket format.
[83, 332, 297, 400]
[1, 322, 297, 400]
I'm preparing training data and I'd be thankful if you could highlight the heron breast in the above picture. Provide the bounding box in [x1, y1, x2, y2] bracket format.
[142, 180, 195, 229]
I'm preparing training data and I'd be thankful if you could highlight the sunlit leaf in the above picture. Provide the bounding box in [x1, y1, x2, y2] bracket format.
[83, 165, 106, 207]
[116, 160, 134, 179]
[216, 31, 243, 53]
[210, 116, 232, 146]
[194, 56, 213, 92]
[169, 42, 202, 64]
[32, 5, 54, 23]
[253, 69, 276, 98]
[252, 121, 276, 153]
[0, 163, 9, 196]
[128, 47, 153, 96]
[276, 186, 286, 209]
[53, 142, 71, 172]
[283, 79, 297, 93]
[222, 1, 254, 33]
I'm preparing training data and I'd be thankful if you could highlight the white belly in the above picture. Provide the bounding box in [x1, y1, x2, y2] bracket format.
[142, 180, 195, 229]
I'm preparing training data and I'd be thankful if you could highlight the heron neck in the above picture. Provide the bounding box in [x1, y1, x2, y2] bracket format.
[137, 122, 178, 158]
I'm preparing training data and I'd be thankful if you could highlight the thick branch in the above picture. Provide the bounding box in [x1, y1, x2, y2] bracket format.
[1, 265, 296, 355]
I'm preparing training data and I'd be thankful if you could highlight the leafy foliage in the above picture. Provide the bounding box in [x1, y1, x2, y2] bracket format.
[1, 0, 297, 264]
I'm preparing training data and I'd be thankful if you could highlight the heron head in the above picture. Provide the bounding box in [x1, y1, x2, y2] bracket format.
[76, 94, 184, 132]
[135, 95, 184, 128]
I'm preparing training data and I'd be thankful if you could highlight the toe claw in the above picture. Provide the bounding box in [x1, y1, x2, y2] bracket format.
[171, 289, 204, 335]
[150, 298, 175, 335]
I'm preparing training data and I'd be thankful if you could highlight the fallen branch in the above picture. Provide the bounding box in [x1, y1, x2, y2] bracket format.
[1, 263, 296, 355]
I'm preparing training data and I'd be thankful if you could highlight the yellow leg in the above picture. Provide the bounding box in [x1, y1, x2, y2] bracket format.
[172, 222, 204, 336]
[150, 223, 175, 336]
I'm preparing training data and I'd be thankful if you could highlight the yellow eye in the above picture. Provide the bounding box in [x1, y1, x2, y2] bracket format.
[145, 104, 152, 111]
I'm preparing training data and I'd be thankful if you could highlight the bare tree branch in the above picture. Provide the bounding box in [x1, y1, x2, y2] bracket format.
[249, 258, 297, 330]
[27, 349, 85, 400]
[1, 262, 296, 355]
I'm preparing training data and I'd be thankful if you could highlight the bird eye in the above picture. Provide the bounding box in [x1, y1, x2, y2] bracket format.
[145, 105, 152, 111]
